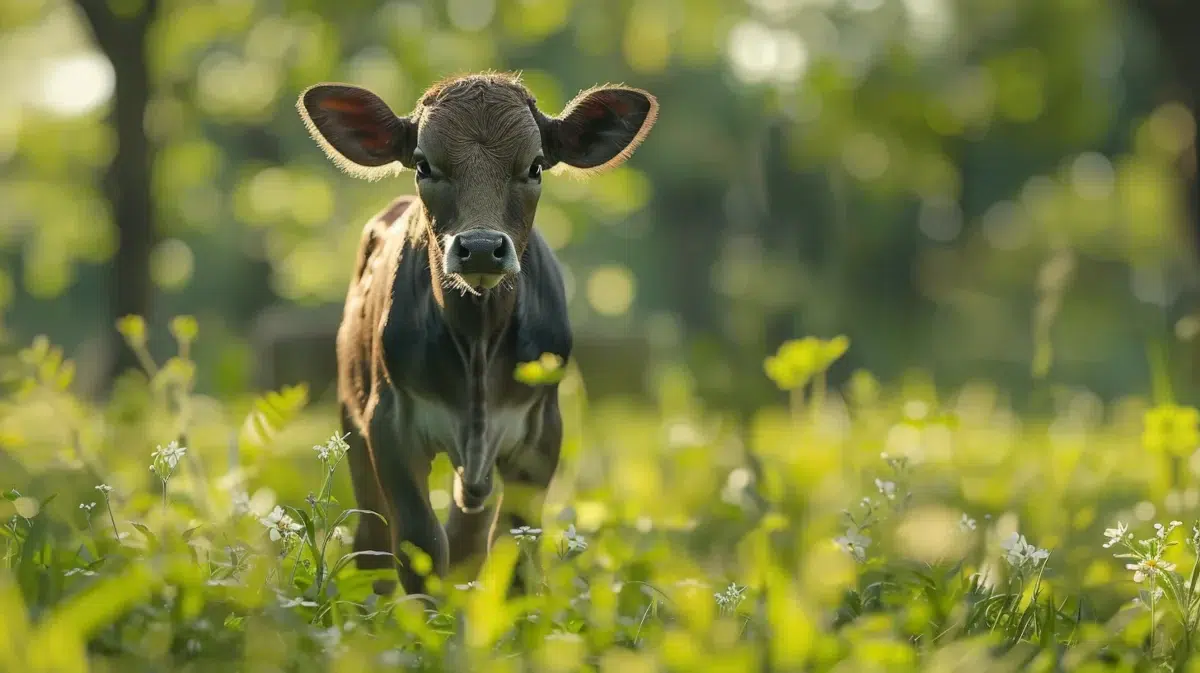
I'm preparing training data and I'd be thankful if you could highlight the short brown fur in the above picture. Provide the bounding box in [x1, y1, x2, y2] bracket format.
[297, 71, 658, 599]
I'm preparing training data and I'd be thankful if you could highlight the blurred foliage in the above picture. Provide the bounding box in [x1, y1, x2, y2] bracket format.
[1, 325, 1200, 669]
[0, 0, 1196, 411]
[4, 0, 1200, 665]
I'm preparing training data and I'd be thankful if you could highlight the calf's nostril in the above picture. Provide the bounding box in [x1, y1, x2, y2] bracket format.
[492, 238, 507, 260]
[455, 242, 471, 261]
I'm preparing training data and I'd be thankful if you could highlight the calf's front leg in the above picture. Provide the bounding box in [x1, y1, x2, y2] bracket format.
[342, 404, 396, 596]
[367, 408, 448, 599]
[497, 393, 564, 596]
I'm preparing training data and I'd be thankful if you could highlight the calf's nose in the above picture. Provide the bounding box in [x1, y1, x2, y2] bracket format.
[444, 229, 519, 278]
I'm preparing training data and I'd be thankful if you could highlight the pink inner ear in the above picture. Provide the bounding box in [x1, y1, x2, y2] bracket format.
[318, 98, 391, 150]
[580, 91, 630, 120]
[318, 98, 370, 114]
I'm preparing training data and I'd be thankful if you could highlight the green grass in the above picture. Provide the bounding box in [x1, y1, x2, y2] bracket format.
[0, 319, 1197, 672]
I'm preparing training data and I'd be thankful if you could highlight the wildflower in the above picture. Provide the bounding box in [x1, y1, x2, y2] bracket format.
[313, 625, 343, 654]
[260, 506, 302, 542]
[332, 525, 353, 545]
[95, 484, 113, 495]
[563, 524, 588, 553]
[1103, 522, 1129, 548]
[79, 502, 95, 513]
[715, 582, 747, 612]
[1126, 558, 1176, 584]
[1155, 521, 1183, 540]
[511, 525, 542, 542]
[151, 441, 187, 470]
[835, 525, 871, 562]
[278, 594, 318, 609]
[960, 514, 977, 532]
[1000, 532, 1050, 569]
[314, 433, 350, 464]
[874, 478, 897, 500]
[231, 491, 252, 517]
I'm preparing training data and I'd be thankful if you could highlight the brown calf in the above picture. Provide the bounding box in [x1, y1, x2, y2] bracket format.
[296, 72, 658, 597]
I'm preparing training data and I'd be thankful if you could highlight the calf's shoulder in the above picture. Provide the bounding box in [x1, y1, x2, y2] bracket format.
[336, 195, 422, 426]
[513, 229, 573, 366]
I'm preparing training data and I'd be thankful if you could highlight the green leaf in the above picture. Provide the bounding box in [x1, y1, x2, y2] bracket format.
[287, 506, 317, 551]
[129, 522, 157, 548]
[327, 550, 397, 583]
[238, 383, 309, 455]
[330, 508, 388, 531]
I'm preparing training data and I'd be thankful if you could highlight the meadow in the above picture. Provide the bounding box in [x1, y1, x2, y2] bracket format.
[0, 316, 1193, 672]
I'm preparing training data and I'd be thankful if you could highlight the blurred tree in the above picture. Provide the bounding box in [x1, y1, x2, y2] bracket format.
[76, 0, 159, 390]
[1128, 0, 1200, 254]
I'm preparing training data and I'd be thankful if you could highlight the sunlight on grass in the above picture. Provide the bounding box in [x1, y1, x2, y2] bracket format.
[0, 318, 1199, 670]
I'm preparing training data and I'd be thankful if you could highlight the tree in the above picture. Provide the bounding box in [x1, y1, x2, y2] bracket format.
[76, 0, 159, 390]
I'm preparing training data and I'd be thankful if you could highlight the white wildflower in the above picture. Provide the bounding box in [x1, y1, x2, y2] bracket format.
[332, 525, 353, 545]
[1103, 522, 1129, 548]
[1155, 520, 1183, 540]
[714, 582, 747, 612]
[313, 625, 343, 654]
[511, 525, 542, 542]
[95, 484, 113, 496]
[874, 478, 897, 500]
[1126, 558, 1176, 584]
[231, 491, 252, 517]
[260, 506, 303, 542]
[835, 525, 871, 562]
[79, 502, 95, 513]
[1000, 532, 1050, 569]
[278, 594, 319, 609]
[314, 433, 350, 465]
[960, 514, 977, 532]
[151, 441, 187, 470]
[563, 524, 588, 553]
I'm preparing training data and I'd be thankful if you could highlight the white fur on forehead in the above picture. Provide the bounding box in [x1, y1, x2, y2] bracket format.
[547, 82, 660, 180]
[296, 84, 411, 182]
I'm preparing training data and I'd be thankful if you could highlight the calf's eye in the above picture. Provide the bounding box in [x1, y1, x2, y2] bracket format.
[528, 160, 543, 181]
[415, 160, 432, 179]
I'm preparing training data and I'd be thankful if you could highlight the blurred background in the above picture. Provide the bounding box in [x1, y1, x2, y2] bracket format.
[2, 0, 1200, 418]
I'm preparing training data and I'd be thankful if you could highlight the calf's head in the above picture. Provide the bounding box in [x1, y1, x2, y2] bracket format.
[297, 73, 658, 295]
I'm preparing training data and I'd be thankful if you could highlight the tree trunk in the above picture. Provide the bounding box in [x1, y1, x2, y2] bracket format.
[1129, 0, 1200, 256]
[76, 0, 158, 391]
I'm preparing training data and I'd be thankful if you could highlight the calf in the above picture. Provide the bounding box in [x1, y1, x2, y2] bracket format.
[296, 72, 658, 597]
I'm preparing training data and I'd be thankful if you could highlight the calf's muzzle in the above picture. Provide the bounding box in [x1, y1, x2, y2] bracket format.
[443, 229, 520, 291]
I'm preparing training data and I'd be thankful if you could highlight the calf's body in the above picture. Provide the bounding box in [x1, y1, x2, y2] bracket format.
[338, 194, 570, 594]
[297, 72, 657, 596]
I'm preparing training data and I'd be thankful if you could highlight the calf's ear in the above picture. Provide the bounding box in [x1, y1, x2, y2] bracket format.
[540, 85, 658, 175]
[297, 84, 417, 180]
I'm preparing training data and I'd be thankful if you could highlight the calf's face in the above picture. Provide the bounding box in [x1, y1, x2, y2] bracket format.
[297, 74, 658, 295]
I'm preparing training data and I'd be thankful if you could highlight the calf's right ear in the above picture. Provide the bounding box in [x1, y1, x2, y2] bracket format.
[297, 84, 417, 181]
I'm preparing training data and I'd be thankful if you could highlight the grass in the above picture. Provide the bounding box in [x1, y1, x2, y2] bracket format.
[0, 317, 1198, 672]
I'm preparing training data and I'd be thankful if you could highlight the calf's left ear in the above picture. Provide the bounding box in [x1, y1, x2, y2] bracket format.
[540, 85, 658, 174]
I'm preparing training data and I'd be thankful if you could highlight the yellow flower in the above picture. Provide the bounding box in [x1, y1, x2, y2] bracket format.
[514, 352, 566, 385]
[1142, 404, 1200, 456]
[763, 335, 850, 390]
